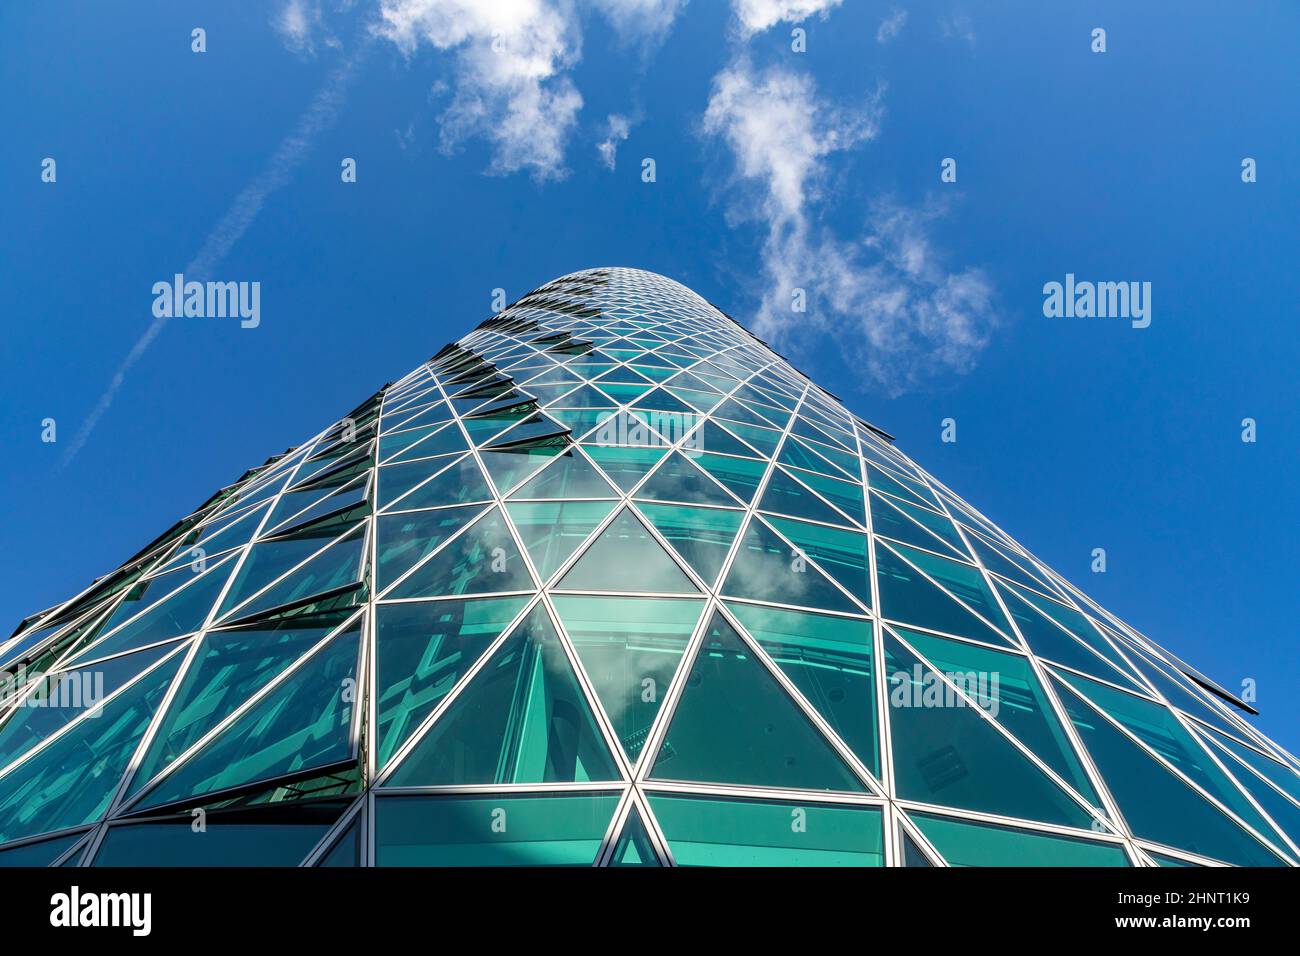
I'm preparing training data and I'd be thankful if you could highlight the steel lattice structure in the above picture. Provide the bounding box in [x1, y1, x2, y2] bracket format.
[1, 267, 1296, 867]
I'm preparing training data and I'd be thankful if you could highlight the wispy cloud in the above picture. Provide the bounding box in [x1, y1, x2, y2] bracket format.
[274, 0, 322, 53]
[61, 45, 367, 466]
[732, 0, 842, 37]
[876, 8, 906, 44]
[703, 60, 995, 394]
[939, 11, 976, 47]
[596, 113, 633, 170]
[590, 0, 687, 47]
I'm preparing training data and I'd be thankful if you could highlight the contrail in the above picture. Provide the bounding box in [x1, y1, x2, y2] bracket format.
[61, 43, 369, 466]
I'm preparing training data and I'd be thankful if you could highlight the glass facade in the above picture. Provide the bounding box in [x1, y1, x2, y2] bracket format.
[1, 267, 1296, 867]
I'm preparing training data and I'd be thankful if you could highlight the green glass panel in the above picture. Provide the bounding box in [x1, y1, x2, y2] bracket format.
[964, 530, 1059, 595]
[461, 408, 534, 445]
[1125, 650, 1253, 744]
[693, 453, 767, 503]
[650, 795, 883, 866]
[1208, 732, 1300, 805]
[507, 500, 615, 580]
[637, 503, 744, 590]
[135, 622, 361, 811]
[378, 454, 462, 508]
[1054, 676, 1285, 866]
[874, 542, 1014, 648]
[92, 819, 334, 867]
[581, 444, 667, 492]
[547, 407, 614, 439]
[224, 528, 365, 622]
[864, 465, 932, 509]
[766, 517, 871, 609]
[784, 467, 865, 526]
[386, 508, 535, 600]
[609, 806, 660, 866]
[318, 817, 360, 866]
[559, 508, 699, 594]
[634, 452, 740, 508]
[386, 605, 620, 786]
[129, 615, 348, 795]
[266, 478, 367, 537]
[912, 813, 1129, 867]
[884, 634, 1096, 829]
[552, 595, 703, 761]
[727, 602, 877, 775]
[760, 469, 851, 526]
[1007, 583, 1140, 680]
[719, 422, 783, 458]
[881, 496, 969, 557]
[0, 643, 174, 769]
[73, 560, 233, 663]
[901, 830, 933, 866]
[374, 597, 527, 769]
[509, 448, 618, 499]
[685, 421, 761, 459]
[0, 831, 85, 867]
[384, 455, 492, 512]
[542, 384, 617, 409]
[376, 504, 485, 591]
[651, 613, 864, 792]
[599, 382, 653, 403]
[1056, 671, 1285, 845]
[896, 628, 1099, 805]
[374, 792, 620, 866]
[1199, 734, 1300, 846]
[0, 652, 182, 844]
[1149, 850, 1199, 867]
[721, 517, 857, 614]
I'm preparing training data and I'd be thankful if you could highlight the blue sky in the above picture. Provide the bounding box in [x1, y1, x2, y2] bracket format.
[1, 1, 1296, 751]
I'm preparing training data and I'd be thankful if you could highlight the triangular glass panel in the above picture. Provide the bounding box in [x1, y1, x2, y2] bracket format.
[374, 597, 529, 769]
[385, 605, 620, 786]
[381, 454, 492, 512]
[765, 517, 871, 610]
[608, 805, 660, 866]
[580, 444, 667, 493]
[386, 507, 535, 600]
[634, 452, 741, 508]
[721, 516, 858, 614]
[901, 829, 934, 866]
[134, 620, 362, 811]
[506, 500, 615, 581]
[552, 594, 703, 761]
[222, 526, 365, 623]
[559, 508, 699, 594]
[650, 612, 865, 792]
[509, 448, 619, 500]
[874, 541, 1015, 648]
[759, 469, 852, 526]
[376, 504, 486, 591]
[911, 812, 1129, 867]
[637, 503, 744, 590]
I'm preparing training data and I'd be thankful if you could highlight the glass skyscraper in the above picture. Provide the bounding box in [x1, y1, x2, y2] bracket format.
[1, 267, 1296, 867]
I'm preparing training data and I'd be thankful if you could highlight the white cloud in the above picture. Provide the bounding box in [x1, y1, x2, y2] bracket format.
[876, 8, 906, 44]
[590, 0, 687, 46]
[596, 113, 633, 170]
[374, 0, 584, 181]
[274, 0, 324, 54]
[732, 0, 842, 37]
[703, 61, 995, 394]
[939, 11, 976, 47]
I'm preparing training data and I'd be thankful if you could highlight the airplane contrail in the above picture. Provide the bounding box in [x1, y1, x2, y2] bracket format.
[61, 43, 369, 466]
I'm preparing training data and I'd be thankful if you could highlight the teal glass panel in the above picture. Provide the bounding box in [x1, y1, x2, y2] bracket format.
[0, 652, 183, 844]
[783, 467, 865, 526]
[874, 541, 1015, 648]
[374, 597, 527, 769]
[376, 504, 485, 591]
[378, 454, 463, 508]
[912, 813, 1129, 867]
[1149, 850, 1200, 867]
[766, 517, 871, 609]
[650, 794, 883, 866]
[374, 792, 620, 866]
[896, 628, 1100, 805]
[507, 500, 615, 581]
[224, 528, 365, 622]
[318, 817, 360, 866]
[509, 448, 619, 499]
[92, 819, 334, 866]
[685, 421, 762, 459]
[581, 444, 666, 492]
[0, 831, 86, 867]
[871, 493, 965, 559]
[384, 455, 492, 512]
[693, 453, 767, 504]
[608, 805, 660, 866]
[759, 469, 851, 526]
[379, 421, 466, 463]
[884, 634, 1096, 829]
[1054, 676, 1285, 866]
[129, 614, 349, 795]
[727, 602, 878, 776]
[552, 595, 703, 761]
[386, 508, 535, 600]
[1208, 732, 1300, 805]
[637, 503, 745, 589]
[1056, 671, 1286, 845]
[0, 643, 174, 770]
[1006, 583, 1140, 680]
[386, 605, 620, 786]
[479, 441, 564, 496]
[901, 830, 933, 866]
[135, 622, 361, 811]
[559, 508, 699, 594]
[651, 613, 864, 792]
[963, 529, 1059, 596]
[721, 517, 857, 614]
[635, 452, 740, 508]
